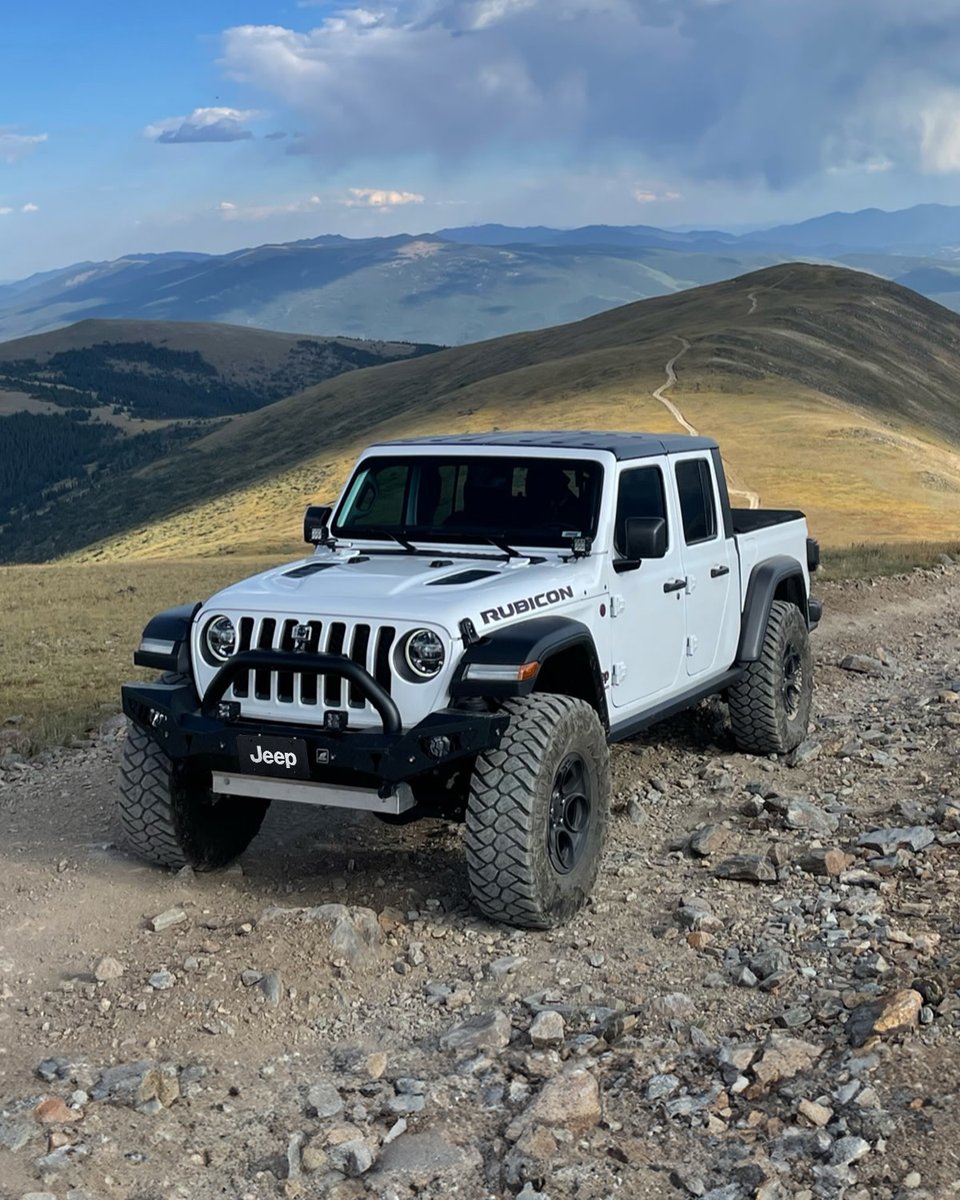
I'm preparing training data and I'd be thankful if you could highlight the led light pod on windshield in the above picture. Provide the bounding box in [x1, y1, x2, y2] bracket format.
[402, 629, 445, 680]
[203, 615, 237, 664]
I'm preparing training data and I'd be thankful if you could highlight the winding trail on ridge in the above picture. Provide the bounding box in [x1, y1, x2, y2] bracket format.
[650, 336, 760, 509]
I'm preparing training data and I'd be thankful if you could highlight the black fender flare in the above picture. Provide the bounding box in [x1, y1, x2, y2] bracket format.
[133, 602, 201, 674]
[450, 615, 608, 726]
[736, 557, 809, 663]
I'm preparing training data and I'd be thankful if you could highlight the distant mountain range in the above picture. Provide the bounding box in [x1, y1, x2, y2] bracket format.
[4, 204, 960, 345]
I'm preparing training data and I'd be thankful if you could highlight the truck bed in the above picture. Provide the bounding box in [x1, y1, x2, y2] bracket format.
[731, 508, 805, 534]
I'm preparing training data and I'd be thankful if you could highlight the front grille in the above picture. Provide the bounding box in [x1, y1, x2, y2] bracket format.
[228, 616, 396, 712]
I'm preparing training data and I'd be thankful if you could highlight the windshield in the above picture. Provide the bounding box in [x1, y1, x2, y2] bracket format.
[333, 455, 603, 548]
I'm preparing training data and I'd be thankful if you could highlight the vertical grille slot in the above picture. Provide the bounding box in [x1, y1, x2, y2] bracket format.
[231, 617, 255, 698]
[277, 619, 298, 702]
[348, 625, 371, 707]
[324, 622, 346, 706]
[375, 627, 396, 694]
[299, 620, 322, 705]
[254, 618, 277, 699]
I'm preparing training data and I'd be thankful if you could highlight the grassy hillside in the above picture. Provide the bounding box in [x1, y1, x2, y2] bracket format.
[51, 263, 960, 562]
[0, 319, 437, 561]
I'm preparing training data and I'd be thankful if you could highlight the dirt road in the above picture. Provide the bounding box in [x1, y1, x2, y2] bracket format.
[651, 338, 761, 510]
[2, 567, 960, 1198]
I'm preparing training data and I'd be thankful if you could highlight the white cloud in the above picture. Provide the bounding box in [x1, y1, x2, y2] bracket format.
[633, 188, 682, 203]
[0, 130, 48, 164]
[21, 201, 38, 212]
[144, 107, 260, 144]
[0, 206, 12, 216]
[344, 187, 425, 208]
[215, 194, 325, 220]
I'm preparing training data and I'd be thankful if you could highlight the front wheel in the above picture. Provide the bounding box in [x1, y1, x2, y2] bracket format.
[464, 695, 610, 929]
[727, 599, 813, 755]
[118, 723, 270, 869]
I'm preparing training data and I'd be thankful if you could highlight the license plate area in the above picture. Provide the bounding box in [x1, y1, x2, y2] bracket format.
[236, 734, 310, 779]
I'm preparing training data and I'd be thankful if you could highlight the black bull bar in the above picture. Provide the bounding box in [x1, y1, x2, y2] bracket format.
[122, 650, 509, 785]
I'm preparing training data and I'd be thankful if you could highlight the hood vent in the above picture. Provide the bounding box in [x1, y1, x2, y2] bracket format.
[428, 569, 500, 586]
[282, 561, 337, 579]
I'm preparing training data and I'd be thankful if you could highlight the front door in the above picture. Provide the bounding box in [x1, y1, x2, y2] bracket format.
[673, 454, 736, 677]
[610, 461, 687, 709]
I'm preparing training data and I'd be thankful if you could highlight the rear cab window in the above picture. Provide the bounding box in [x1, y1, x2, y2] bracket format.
[675, 458, 717, 544]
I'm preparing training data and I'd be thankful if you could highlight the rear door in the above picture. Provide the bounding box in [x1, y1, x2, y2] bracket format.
[610, 460, 687, 708]
[673, 454, 736, 677]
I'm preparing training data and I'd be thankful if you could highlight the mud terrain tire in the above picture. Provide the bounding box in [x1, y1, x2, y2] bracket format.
[465, 694, 609, 929]
[118, 721, 269, 869]
[728, 599, 812, 755]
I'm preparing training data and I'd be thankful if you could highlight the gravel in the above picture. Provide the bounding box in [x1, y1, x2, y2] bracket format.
[2, 566, 960, 1197]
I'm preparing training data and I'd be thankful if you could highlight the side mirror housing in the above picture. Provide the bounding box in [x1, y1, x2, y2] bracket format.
[625, 516, 667, 560]
[303, 504, 333, 545]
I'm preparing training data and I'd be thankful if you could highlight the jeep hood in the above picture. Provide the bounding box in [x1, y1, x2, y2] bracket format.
[199, 549, 594, 634]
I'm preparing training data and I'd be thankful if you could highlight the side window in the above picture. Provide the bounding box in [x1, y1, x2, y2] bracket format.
[615, 466, 667, 555]
[675, 458, 717, 544]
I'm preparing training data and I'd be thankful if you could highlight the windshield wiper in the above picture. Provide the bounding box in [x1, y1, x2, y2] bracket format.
[457, 533, 540, 561]
[348, 527, 418, 553]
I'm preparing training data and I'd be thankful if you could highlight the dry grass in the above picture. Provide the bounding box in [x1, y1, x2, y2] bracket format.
[819, 540, 960, 580]
[0, 557, 281, 751]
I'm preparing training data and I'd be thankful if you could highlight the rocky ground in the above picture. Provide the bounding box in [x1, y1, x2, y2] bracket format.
[2, 567, 960, 1200]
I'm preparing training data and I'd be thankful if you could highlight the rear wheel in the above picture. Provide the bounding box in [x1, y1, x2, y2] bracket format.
[464, 695, 610, 929]
[118, 722, 269, 869]
[727, 599, 812, 754]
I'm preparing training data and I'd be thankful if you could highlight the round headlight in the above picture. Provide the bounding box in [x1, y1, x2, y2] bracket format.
[403, 629, 445, 679]
[204, 615, 237, 663]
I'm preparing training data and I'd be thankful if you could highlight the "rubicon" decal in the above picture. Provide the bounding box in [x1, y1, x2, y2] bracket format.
[480, 586, 574, 625]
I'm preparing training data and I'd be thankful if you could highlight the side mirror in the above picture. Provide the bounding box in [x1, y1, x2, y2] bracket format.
[624, 516, 667, 560]
[303, 504, 333, 545]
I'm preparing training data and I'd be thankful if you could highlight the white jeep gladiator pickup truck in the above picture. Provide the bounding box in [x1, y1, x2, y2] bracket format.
[120, 431, 820, 928]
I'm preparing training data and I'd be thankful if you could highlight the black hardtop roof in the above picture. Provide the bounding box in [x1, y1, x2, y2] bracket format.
[376, 430, 719, 461]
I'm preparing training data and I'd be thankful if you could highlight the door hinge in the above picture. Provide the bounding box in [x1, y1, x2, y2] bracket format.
[612, 662, 628, 686]
[611, 594, 626, 617]
[686, 635, 699, 657]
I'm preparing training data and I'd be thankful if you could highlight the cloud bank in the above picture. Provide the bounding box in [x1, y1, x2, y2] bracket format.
[218, 1, 960, 186]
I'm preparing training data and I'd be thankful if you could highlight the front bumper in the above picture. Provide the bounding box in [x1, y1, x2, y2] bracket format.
[121, 671, 508, 790]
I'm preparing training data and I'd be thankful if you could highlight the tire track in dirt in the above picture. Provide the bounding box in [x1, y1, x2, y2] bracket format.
[651, 336, 760, 509]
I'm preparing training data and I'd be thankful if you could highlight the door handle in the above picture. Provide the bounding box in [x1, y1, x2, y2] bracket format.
[663, 578, 687, 594]
[710, 565, 730, 578]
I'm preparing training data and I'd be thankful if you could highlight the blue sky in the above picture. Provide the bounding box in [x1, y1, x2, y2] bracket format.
[4, 0, 960, 277]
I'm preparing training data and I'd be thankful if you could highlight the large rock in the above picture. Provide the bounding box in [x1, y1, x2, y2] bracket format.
[847, 989, 923, 1047]
[688, 824, 729, 857]
[257, 903, 381, 967]
[750, 1033, 823, 1089]
[714, 855, 777, 884]
[90, 1061, 180, 1109]
[506, 1069, 601, 1138]
[857, 827, 936, 855]
[439, 1010, 511, 1053]
[766, 795, 839, 836]
[374, 1131, 483, 1185]
[797, 848, 853, 877]
[839, 654, 889, 677]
